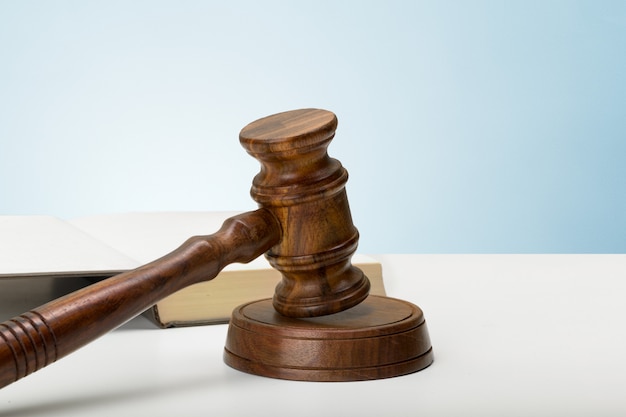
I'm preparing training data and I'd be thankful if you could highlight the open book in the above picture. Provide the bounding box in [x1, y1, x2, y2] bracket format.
[0, 212, 385, 327]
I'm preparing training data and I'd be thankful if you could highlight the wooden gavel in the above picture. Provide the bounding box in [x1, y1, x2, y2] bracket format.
[0, 109, 432, 388]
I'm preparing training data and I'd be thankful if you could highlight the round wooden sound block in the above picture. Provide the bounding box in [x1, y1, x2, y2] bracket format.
[223, 295, 433, 381]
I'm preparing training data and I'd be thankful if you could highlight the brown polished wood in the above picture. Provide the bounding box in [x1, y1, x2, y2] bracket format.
[226, 109, 433, 381]
[0, 210, 281, 389]
[0, 108, 433, 388]
[240, 109, 370, 318]
[224, 296, 433, 381]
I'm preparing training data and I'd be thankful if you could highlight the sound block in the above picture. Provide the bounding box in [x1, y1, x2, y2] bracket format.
[223, 295, 433, 381]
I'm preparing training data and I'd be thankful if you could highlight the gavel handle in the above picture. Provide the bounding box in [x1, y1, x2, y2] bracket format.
[0, 209, 281, 389]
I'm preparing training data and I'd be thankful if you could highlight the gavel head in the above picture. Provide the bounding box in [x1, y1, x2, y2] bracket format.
[239, 109, 370, 318]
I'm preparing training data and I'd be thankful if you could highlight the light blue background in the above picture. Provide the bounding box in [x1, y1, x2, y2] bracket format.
[1, 1, 624, 253]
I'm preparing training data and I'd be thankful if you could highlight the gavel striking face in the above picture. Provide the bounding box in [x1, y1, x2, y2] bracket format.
[0, 109, 432, 388]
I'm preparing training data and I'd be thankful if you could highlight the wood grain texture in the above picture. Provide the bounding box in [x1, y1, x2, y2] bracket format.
[1, 108, 432, 388]
[226, 109, 433, 381]
[224, 296, 433, 381]
[241, 109, 370, 317]
[0, 209, 280, 389]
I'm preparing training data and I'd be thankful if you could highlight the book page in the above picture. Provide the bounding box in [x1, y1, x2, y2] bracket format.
[0, 216, 139, 279]
[69, 211, 245, 265]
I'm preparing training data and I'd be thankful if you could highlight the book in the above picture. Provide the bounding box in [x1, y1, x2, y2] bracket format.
[1, 212, 385, 328]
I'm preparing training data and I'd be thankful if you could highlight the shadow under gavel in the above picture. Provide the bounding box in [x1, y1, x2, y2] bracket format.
[0, 109, 432, 389]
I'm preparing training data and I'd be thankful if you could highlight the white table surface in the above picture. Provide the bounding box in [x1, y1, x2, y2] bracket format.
[1, 254, 625, 416]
